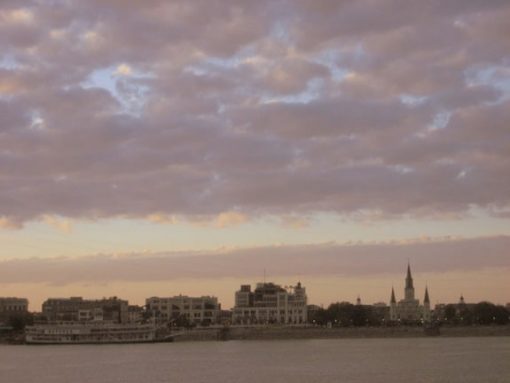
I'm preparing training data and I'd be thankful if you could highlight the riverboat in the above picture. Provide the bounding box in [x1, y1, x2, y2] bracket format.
[24, 322, 173, 344]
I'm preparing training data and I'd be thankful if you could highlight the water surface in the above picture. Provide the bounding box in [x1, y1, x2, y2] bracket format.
[1, 337, 509, 382]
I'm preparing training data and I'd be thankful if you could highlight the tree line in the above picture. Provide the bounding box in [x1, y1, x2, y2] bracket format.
[308, 301, 510, 326]
[441, 301, 509, 325]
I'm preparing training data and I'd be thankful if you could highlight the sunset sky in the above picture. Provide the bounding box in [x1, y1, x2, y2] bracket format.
[1, 0, 509, 310]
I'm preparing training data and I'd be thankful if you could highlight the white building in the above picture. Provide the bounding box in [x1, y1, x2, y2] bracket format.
[145, 295, 220, 325]
[232, 282, 307, 325]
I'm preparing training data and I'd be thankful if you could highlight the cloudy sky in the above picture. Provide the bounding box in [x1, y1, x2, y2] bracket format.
[1, 0, 509, 310]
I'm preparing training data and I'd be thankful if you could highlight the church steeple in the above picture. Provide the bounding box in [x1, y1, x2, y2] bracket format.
[423, 285, 431, 321]
[404, 262, 415, 300]
[405, 262, 414, 289]
[389, 286, 397, 321]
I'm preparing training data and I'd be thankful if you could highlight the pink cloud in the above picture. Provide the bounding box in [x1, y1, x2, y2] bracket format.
[0, 0, 509, 225]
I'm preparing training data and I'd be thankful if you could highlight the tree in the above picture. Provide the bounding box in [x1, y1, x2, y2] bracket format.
[457, 305, 473, 325]
[473, 302, 509, 325]
[444, 304, 457, 323]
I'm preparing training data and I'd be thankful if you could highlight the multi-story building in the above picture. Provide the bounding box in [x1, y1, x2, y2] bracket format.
[127, 305, 144, 323]
[42, 297, 128, 323]
[389, 264, 431, 322]
[232, 281, 307, 325]
[0, 297, 29, 324]
[145, 295, 220, 325]
[217, 309, 233, 325]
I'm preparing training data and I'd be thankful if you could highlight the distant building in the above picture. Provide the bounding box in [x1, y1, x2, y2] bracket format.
[127, 305, 144, 323]
[145, 295, 220, 325]
[434, 295, 478, 323]
[42, 297, 128, 323]
[232, 282, 307, 325]
[217, 309, 233, 325]
[389, 264, 431, 322]
[448, 295, 476, 320]
[78, 307, 104, 322]
[0, 297, 29, 324]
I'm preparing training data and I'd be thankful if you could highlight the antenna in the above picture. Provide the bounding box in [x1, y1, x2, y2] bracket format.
[263, 268, 266, 284]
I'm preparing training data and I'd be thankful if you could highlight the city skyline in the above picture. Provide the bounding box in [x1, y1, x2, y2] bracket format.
[3, 257, 509, 312]
[1, 1, 509, 310]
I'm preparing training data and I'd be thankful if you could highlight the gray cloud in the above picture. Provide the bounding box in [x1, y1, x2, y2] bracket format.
[0, 0, 509, 225]
[1, 236, 509, 284]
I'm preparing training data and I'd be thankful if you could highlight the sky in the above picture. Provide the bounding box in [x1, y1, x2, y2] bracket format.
[0, 0, 509, 311]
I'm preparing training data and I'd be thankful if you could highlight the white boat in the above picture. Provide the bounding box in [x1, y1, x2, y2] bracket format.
[24, 322, 171, 344]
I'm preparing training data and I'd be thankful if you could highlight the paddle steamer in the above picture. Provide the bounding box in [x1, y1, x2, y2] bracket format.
[24, 322, 170, 344]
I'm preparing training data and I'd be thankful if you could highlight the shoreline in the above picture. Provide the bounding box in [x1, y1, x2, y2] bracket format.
[2, 325, 509, 345]
[174, 325, 510, 342]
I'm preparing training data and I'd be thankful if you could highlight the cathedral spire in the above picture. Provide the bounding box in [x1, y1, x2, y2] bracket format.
[423, 285, 431, 322]
[405, 262, 414, 289]
[404, 262, 415, 300]
[390, 287, 396, 303]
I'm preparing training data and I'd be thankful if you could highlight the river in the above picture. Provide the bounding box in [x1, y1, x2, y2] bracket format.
[1, 337, 509, 382]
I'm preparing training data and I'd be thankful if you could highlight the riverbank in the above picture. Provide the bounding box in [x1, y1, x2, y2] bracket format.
[174, 325, 510, 342]
[2, 325, 509, 344]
